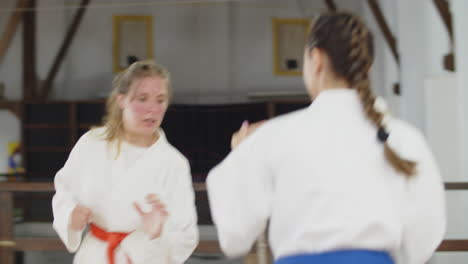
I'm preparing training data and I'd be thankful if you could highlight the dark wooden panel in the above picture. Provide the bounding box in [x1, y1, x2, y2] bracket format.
[24, 128, 70, 147]
[162, 103, 268, 175]
[24, 103, 69, 124]
[76, 102, 105, 124]
[273, 102, 309, 116]
[25, 152, 69, 180]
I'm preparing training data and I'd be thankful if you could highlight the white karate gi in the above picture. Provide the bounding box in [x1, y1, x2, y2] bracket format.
[207, 89, 446, 264]
[52, 127, 199, 264]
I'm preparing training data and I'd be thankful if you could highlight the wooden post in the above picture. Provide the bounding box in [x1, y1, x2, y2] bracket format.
[22, 0, 37, 100]
[266, 102, 275, 119]
[0, 191, 14, 264]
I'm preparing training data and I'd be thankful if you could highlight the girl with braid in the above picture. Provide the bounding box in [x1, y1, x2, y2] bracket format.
[206, 12, 445, 264]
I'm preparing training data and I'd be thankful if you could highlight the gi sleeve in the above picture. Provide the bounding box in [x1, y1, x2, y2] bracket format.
[206, 126, 274, 258]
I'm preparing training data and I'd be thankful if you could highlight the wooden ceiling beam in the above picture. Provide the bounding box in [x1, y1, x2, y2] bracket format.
[324, 0, 337, 12]
[0, 100, 21, 119]
[433, 0, 453, 41]
[367, 0, 400, 65]
[433, 0, 454, 71]
[40, 0, 91, 99]
[0, 0, 28, 65]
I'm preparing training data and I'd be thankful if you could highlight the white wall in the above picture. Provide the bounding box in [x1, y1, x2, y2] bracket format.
[395, 0, 428, 131]
[452, 0, 468, 182]
[425, 74, 461, 181]
[60, 2, 220, 100]
[60, 0, 330, 102]
[362, 0, 401, 115]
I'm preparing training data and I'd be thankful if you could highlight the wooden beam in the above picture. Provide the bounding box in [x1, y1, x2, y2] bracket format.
[0, 182, 53, 192]
[0, 100, 21, 119]
[3, 181, 468, 192]
[437, 240, 468, 251]
[445, 182, 468, 190]
[324, 0, 337, 11]
[0, 182, 207, 192]
[41, 0, 91, 99]
[367, 0, 400, 65]
[433, 0, 453, 41]
[7, 238, 65, 251]
[443, 53, 454, 71]
[433, 0, 455, 71]
[0, 0, 28, 65]
[22, 0, 37, 100]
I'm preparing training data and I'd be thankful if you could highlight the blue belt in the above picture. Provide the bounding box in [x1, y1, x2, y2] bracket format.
[275, 250, 393, 264]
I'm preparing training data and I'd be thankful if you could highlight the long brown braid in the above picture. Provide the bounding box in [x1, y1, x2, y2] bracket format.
[307, 12, 416, 176]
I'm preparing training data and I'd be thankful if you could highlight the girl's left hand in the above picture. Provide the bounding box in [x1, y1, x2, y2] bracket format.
[133, 194, 168, 240]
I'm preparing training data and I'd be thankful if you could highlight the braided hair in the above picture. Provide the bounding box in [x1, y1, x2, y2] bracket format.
[307, 12, 416, 176]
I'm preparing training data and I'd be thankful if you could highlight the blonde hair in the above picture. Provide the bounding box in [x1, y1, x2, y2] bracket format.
[101, 60, 172, 145]
[307, 13, 416, 176]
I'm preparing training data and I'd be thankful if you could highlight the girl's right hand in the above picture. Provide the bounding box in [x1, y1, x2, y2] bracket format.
[231, 120, 265, 149]
[70, 204, 93, 231]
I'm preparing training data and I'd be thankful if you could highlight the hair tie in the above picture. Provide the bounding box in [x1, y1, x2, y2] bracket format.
[377, 127, 389, 142]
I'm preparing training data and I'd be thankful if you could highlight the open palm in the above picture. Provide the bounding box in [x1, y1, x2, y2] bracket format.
[133, 194, 168, 240]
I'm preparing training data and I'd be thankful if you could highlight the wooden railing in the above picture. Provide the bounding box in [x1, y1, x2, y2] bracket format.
[0, 182, 217, 264]
[1, 181, 468, 263]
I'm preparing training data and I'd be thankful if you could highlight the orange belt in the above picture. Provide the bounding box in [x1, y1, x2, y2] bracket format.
[90, 223, 132, 264]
